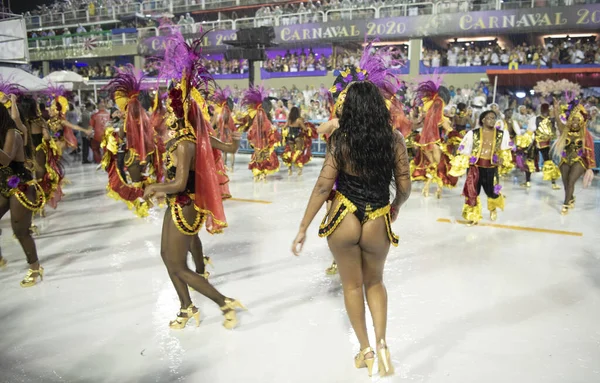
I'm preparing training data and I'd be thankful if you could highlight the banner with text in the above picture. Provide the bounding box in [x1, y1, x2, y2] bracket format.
[139, 4, 600, 54]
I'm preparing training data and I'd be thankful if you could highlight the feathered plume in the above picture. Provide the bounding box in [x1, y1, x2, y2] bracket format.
[533, 79, 581, 98]
[331, 40, 403, 99]
[0, 76, 25, 97]
[358, 41, 401, 96]
[155, 24, 214, 93]
[415, 69, 444, 101]
[103, 64, 147, 111]
[242, 85, 269, 108]
[213, 86, 232, 105]
[43, 83, 68, 99]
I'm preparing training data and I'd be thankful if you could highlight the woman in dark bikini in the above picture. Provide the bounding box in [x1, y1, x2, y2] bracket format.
[292, 81, 411, 377]
[282, 106, 317, 176]
[0, 104, 46, 286]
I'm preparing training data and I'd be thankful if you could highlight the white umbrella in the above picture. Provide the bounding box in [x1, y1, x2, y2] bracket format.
[0, 66, 49, 92]
[44, 70, 87, 84]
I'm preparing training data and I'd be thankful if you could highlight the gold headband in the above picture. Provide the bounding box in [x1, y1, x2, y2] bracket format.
[567, 104, 587, 126]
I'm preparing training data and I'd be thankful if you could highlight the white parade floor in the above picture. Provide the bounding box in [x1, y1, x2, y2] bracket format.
[1, 155, 599, 383]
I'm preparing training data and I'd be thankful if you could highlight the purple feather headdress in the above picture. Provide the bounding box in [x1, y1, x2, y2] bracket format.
[213, 86, 232, 105]
[358, 41, 402, 96]
[103, 65, 150, 111]
[330, 40, 402, 99]
[0, 76, 25, 98]
[241, 85, 269, 108]
[154, 24, 214, 93]
[415, 69, 443, 101]
[43, 83, 68, 99]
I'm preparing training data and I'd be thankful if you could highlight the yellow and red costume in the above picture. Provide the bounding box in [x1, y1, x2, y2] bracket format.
[100, 66, 164, 217]
[410, 80, 458, 190]
[282, 121, 318, 170]
[39, 88, 75, 208]
[242, 86, 281, 179]
[211, 87, 236, 199]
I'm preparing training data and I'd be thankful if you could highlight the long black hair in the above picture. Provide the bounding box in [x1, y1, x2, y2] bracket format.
[0, 104, 18, 149]
[288, 106, 301, 124]
[331, 81, 395, 190]
[19, 96, 39, 122]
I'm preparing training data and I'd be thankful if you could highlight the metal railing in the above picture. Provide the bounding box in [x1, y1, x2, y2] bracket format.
[379, 3, 435, 17]
[27, 30, 140, 60]
[25, 0, 580, 30]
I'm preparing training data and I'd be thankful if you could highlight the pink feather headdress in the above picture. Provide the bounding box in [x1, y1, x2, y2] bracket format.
[103, 64, 148, 111]
[330, 40, 402, 99]
[155, 24, 214, 93]
[213, 86, 232, 105]
[241, 85, 269, 108]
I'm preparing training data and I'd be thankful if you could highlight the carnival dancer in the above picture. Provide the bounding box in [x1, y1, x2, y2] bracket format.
[282, 106, 318, 176]
[318, 43, 406, 277]
[411, 79, 457, 198]
[507, 109, 537, 187]
[449, 110, 514, 225]
[0, 104, 46, 286]
[213, 86, 236, 171]
[19, 96, 51, 231]
[142, 30, 245, 330]
[45, 85, 89, 154]
[208, 88, 233, 199]
[100, 65, 163, 217]
[38, 87, 89, 208]
[90, 99, 111, 165]
[293, 43, 411, 376]
[242, 85, 281, 182]
[292, 80, 411, 378]
[551, 98, 596, 215]
[452, 103, 473, 134]
[526, 103, 561, 189]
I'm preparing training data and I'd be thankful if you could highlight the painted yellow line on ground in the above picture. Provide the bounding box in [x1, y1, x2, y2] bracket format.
[228, 198, 272, 204]
[436, 218, 583, 237]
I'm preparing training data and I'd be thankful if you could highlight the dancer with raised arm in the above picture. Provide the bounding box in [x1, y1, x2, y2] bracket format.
[292, 72, 411, 376]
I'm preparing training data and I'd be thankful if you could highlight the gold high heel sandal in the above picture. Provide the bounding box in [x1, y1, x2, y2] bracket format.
[560, 205, 569, 215]
[169, 304, 200, 329]
[552, 183, 561, 190]
[422, 179, 431, 197]
[490, 209, 498, 221]
[354, 347, 375, 377]
[20, 266, 44, 288]
[0, 257, 7, 269]
[377, 340, 395, 377]
[521, 181, 531, 188]
[220, 298, 247, 330]
[435, 188, 442, 199]
[30, 225, 39, 236]
[568, 197, 576, 209]
[204, 256, 213, 268]
[288, 167, 293, 176]
[325, 261, 338, 275]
